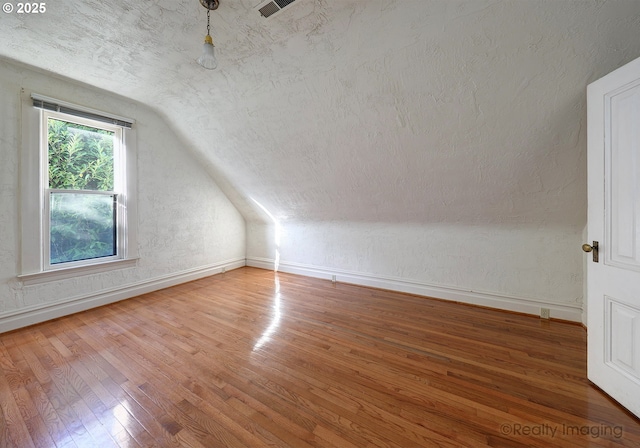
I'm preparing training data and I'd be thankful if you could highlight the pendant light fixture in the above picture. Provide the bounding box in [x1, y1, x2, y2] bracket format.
[197, 0, 219, 70]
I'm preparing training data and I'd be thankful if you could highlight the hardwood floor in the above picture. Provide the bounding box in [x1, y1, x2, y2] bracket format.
[1, 267, 638, 447]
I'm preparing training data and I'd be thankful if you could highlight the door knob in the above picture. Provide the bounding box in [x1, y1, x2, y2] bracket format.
[582, 241, 599, 262]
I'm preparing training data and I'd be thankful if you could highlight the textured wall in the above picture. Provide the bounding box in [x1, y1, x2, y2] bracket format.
[2, 1, 639, 226]
[1, 1, 640, 320]
[0, 59, 246, 316]
[247, 221, 583, 311]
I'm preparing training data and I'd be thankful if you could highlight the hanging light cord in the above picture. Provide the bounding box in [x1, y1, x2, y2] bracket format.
[206, 8, 211, 37]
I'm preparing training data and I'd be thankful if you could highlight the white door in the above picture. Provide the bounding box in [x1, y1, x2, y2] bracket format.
[586, 56, 640, 418]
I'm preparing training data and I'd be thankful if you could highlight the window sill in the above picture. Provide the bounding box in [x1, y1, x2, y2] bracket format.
[18, 258, 139, 286]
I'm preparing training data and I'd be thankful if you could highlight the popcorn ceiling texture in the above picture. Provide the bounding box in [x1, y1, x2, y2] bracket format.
[1, 1, 640, 318]
[4, 0, 639, 224]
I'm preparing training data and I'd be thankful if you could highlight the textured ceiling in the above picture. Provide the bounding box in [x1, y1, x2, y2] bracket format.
[2, 0, 640, 225]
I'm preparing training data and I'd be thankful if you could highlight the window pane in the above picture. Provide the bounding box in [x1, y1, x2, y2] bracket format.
[50, 193, 117, 264]
[48, 118, 114, 191]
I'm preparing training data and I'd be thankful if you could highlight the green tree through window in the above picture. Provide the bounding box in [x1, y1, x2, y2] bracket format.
[47, 118, 118, 264]
[48, 118, 114, 190]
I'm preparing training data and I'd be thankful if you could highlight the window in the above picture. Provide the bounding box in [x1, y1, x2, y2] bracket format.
[45, 112, 124, 267]
[19, 93, 138, 283]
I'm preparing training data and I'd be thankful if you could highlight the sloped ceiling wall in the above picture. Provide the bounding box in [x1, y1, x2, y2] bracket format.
[3, 0, 639, 226]
[3, 1, 640, 321]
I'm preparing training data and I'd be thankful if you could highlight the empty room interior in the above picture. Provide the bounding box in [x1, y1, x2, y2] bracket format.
[1, 0, 640, 446]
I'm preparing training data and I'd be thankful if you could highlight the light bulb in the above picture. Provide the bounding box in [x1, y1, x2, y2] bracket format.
[197, 35, 217, 70]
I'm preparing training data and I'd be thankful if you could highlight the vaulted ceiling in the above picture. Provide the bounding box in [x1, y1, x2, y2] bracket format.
[3, 0, 640, 225]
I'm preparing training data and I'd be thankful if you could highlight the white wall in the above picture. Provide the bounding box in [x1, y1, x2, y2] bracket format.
[0, 59, 246, 331]
[247, 221, 583, 321]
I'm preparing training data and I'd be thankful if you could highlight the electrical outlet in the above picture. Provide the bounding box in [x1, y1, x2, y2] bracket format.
[540, 308, 550, 319]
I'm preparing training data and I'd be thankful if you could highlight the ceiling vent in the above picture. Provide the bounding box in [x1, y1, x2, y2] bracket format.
[256, 0, 298, 19]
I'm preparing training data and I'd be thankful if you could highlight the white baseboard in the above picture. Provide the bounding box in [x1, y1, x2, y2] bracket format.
[247, 257, 583, 322]
[0, 258, 246, 333]
[2, 256, 583, 333]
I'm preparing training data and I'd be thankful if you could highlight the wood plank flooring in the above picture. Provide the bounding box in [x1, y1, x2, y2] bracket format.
[1, 267, 639, 447]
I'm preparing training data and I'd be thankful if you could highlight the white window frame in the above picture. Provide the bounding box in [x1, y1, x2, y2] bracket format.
[19, 92, 138, 285]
